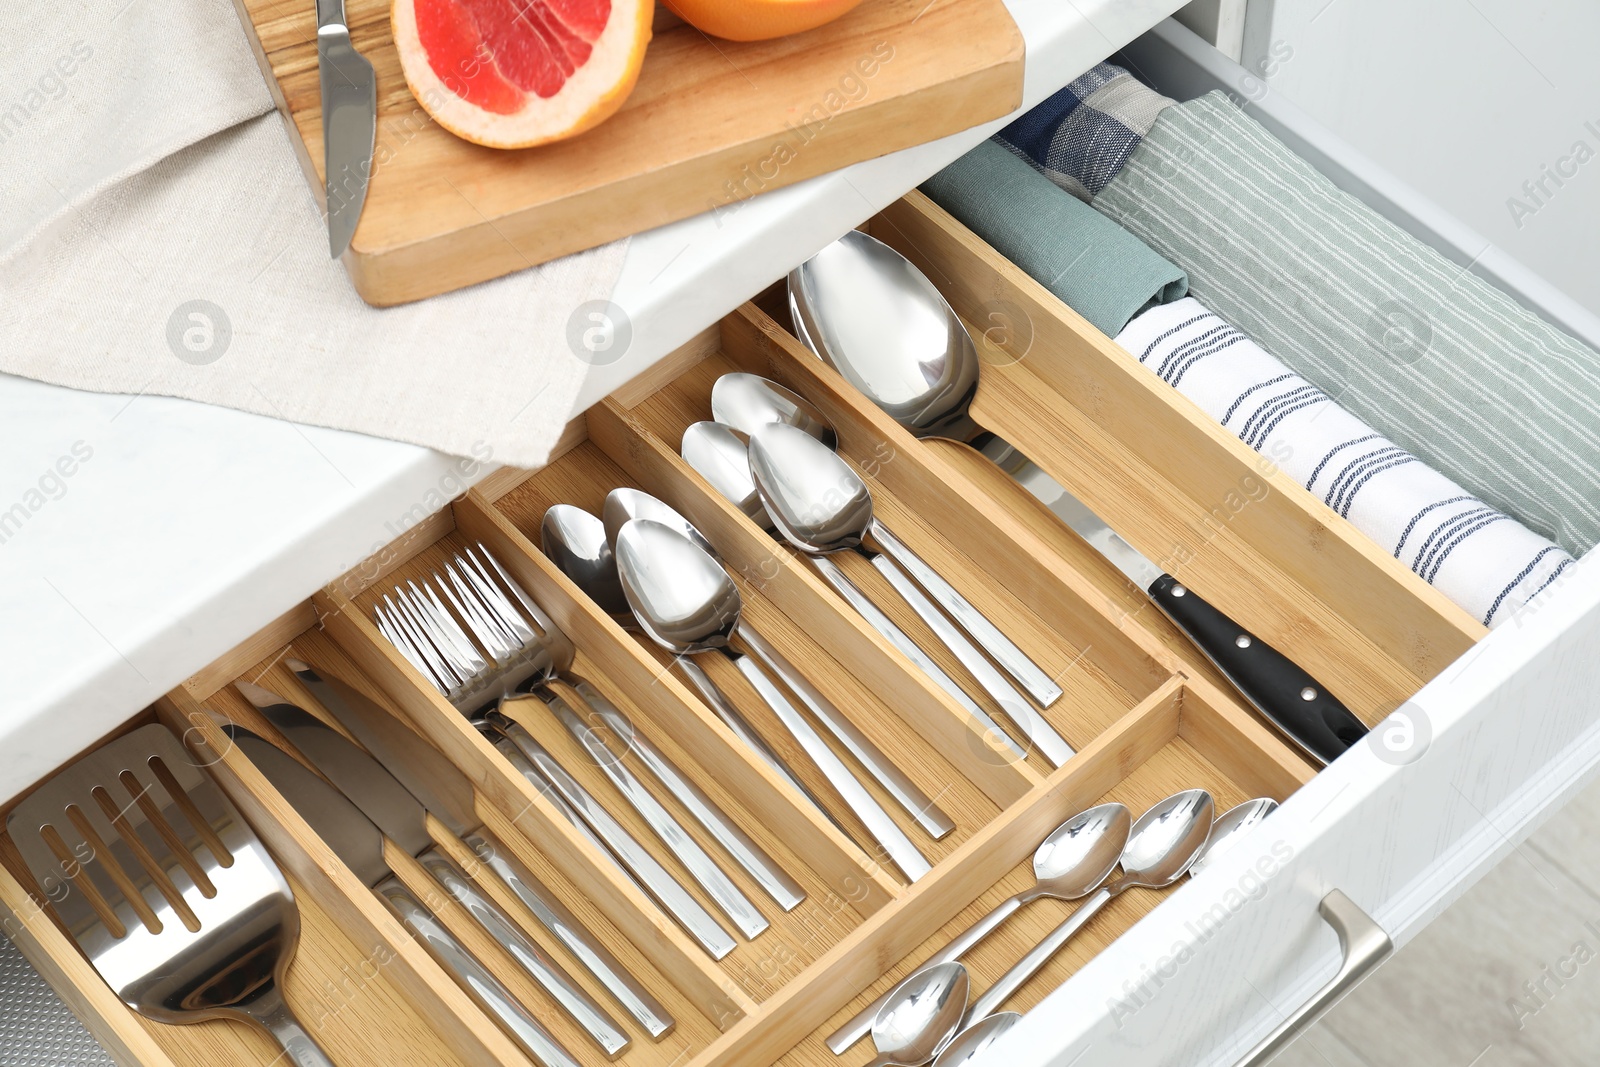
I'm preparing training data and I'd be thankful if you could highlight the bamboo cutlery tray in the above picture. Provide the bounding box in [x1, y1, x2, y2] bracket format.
[0, 192, 1488, 1067]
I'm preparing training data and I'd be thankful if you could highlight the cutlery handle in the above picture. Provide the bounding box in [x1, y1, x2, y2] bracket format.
[377, 876, 582, 1067]
[807, 555, 1026, 763]
[570, 680, 807, 912]
[738, 625, 956, 841]
[828, 891, 1029, 1052]
[1146, 576, 1367, 766]
[673, 656, 825, 810]
[540, 691, 770, 940]
[463, 829, 677, 1038]
[727, 650, 931, 883]
[495, 719, 738, 959]
[968, 887, 1113, 1021]
[416, 847, 630, 1058]
[868, 552, 1066, 766]
[870, 519, 1063, 708]
[247, 982, 338, 1067]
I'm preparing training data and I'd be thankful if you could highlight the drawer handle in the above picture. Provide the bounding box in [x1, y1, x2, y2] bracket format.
[1234, 890, 1392, 1067]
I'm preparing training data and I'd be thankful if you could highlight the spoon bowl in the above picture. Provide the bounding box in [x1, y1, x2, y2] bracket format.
[1117, 788, 1216, 889]
[682, 422, 773, 529]
[603, 488, 715, 557]
[870, 962, 970, 1067]
[541, 504, 632, 625]
[932, 1012, 1021, 1067]
[747, 422, 873, 554]
[1032, 802, 1131, 896]
[1189, 798, 1279, 878]
[712, 372, 837, 447]
[614, 519, 740, 654]
[789, 230, 981, 442]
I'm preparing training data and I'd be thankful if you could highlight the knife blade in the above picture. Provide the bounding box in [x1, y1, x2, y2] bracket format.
[977, 437, 1368, 766]
[279, 660, 675, 1039]
[224, 725, 582, 1067]
[235, 681, 630, 1057]
[316, 0, 376, 257]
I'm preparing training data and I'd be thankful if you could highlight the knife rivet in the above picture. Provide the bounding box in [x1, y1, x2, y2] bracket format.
[1300, 687, 1319, 701]
[1235, 634, 1252, 648]
[1171, 584, 1187, 597]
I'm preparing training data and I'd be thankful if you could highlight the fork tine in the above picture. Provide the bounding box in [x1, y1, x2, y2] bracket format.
[381, 595, 453, 693]
[411, 579, 489, 676]
[452, 556, 533, 648]
[439, 564, 518, 663]
[472, 546, 576, 670]
[398, 588, 474, 689]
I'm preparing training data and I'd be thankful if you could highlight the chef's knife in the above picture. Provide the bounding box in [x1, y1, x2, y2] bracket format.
[279, 660, 675, 1039]
[223, 724, 582, 1067]
[235, 681, 631, 1057]
[316, 0, 376, 257]
[981, 440, 1368, 765]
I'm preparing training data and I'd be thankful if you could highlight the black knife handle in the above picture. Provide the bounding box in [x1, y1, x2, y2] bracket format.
[1147, 575, 1368, 765]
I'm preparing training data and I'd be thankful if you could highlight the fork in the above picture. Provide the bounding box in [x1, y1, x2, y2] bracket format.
[375, 546, 788, 950]
[5, 724, 335, 1067]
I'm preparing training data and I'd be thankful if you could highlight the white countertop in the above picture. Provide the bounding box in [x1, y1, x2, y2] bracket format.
[0, 0, 1184, 802]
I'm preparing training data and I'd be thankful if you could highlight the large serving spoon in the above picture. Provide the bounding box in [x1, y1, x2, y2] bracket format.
[931, 1012, 1021, 1067]
[788, 229, 1367, 767]
[963, 789, 1214, 1021]
[750, 422, 1070, 765]
[682, 420, 1025, 764]
[601, 489, 955, 840]
[615, 518, 931, 882]
[714, 372, 1063, 712]
[868, 962, 970, 1067]
[828, 801, 1129, 1052]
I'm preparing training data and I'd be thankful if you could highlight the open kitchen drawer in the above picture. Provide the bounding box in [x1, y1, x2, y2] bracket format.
[5, 16, 1600, 1067]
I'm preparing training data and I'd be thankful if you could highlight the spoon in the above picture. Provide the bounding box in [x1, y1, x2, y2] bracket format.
[789, 229, 1367, 767]
[931, 1012, 1021, 1067]
[683, 420, 1022, 763]
[829, 802, 1130, 1052]
[750, 422, 1070, 765]
[712, 372, 1064, 712]
[542, 502, 821, 810]
[964, 789, 1214, 1021]
[868, 962, 970, 1067]
[601, 489, 955, 840]
[1188, 798, 1278, 879]
[615, 518, 930, 882]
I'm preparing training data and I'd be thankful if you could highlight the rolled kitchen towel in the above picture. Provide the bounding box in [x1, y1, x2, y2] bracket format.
[921, 139, 1188, 338]
[994, 62, 1173, 202]
[1116, 298, 1576, 626]
[1095, 91, 1600, 558]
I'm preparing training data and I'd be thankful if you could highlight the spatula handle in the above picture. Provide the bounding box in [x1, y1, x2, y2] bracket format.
[247, 983, 337, 1067]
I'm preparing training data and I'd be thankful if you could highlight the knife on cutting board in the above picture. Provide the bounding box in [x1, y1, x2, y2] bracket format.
[316, 0, 376, 257]
[982, 438, 1370, 766]
[223, 723, 585, 1067]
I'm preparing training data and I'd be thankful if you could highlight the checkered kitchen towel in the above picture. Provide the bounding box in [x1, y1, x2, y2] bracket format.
[994, 62, 1173, 202]
[1096, 91, 1600, 558]
[1117, 298, 1576, 626]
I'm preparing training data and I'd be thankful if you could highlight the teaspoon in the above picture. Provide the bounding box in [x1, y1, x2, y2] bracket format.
[868, 962, 970, 1067]
[931, 1012, 1021, 1067]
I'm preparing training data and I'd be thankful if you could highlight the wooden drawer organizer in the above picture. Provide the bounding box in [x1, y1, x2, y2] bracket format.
[0, 192, 1488, 1067]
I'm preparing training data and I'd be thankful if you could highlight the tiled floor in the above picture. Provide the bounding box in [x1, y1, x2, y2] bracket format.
[1278, 774, 1600, 1067]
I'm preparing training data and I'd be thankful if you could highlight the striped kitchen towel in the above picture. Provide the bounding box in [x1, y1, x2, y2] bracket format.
[995, 62, 1173, 202]
[1116, 298, 1576, 626]
[1095, 91, 1600, 558]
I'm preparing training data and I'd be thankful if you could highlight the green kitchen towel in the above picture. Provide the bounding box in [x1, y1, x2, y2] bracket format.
[921, 139, 1188, 338]
[1095, 91, 1600, 557]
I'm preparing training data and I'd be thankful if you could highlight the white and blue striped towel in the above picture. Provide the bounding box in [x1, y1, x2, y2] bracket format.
[1115, 298, 1575, 627]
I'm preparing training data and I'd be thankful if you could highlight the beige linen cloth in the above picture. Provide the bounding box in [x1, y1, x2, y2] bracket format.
[0, 0, 627, 468]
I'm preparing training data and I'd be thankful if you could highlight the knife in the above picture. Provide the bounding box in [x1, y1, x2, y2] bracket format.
[278, 660, 675, 1038]
[223, 724, 582, 1067]
[235, 681, 632, 1057]
[981, 439, 1368, 765]
[316, 0, 376, 257]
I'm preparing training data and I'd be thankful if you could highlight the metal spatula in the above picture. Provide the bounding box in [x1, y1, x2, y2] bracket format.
[5, 723, 334, 1067]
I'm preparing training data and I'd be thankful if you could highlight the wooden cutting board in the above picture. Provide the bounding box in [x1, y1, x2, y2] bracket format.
[231, 0, 1025, 305]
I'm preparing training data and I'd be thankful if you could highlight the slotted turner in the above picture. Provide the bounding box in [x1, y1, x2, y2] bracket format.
[5, 723, 334, 1067]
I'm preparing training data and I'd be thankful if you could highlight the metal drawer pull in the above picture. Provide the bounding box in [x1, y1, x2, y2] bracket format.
[1235, 890, 1392, 1067]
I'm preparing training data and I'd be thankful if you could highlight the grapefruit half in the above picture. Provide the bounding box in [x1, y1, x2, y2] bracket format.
[393, 0, 653, 149]
[662, 0, 862, 41]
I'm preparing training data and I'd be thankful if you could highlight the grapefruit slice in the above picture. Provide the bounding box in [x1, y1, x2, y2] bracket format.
[662, 0, 862, 41]
[394, 0, 653, 149]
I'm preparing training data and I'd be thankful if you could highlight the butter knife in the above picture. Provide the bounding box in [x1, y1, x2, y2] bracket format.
[317, 0, 376, 257]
